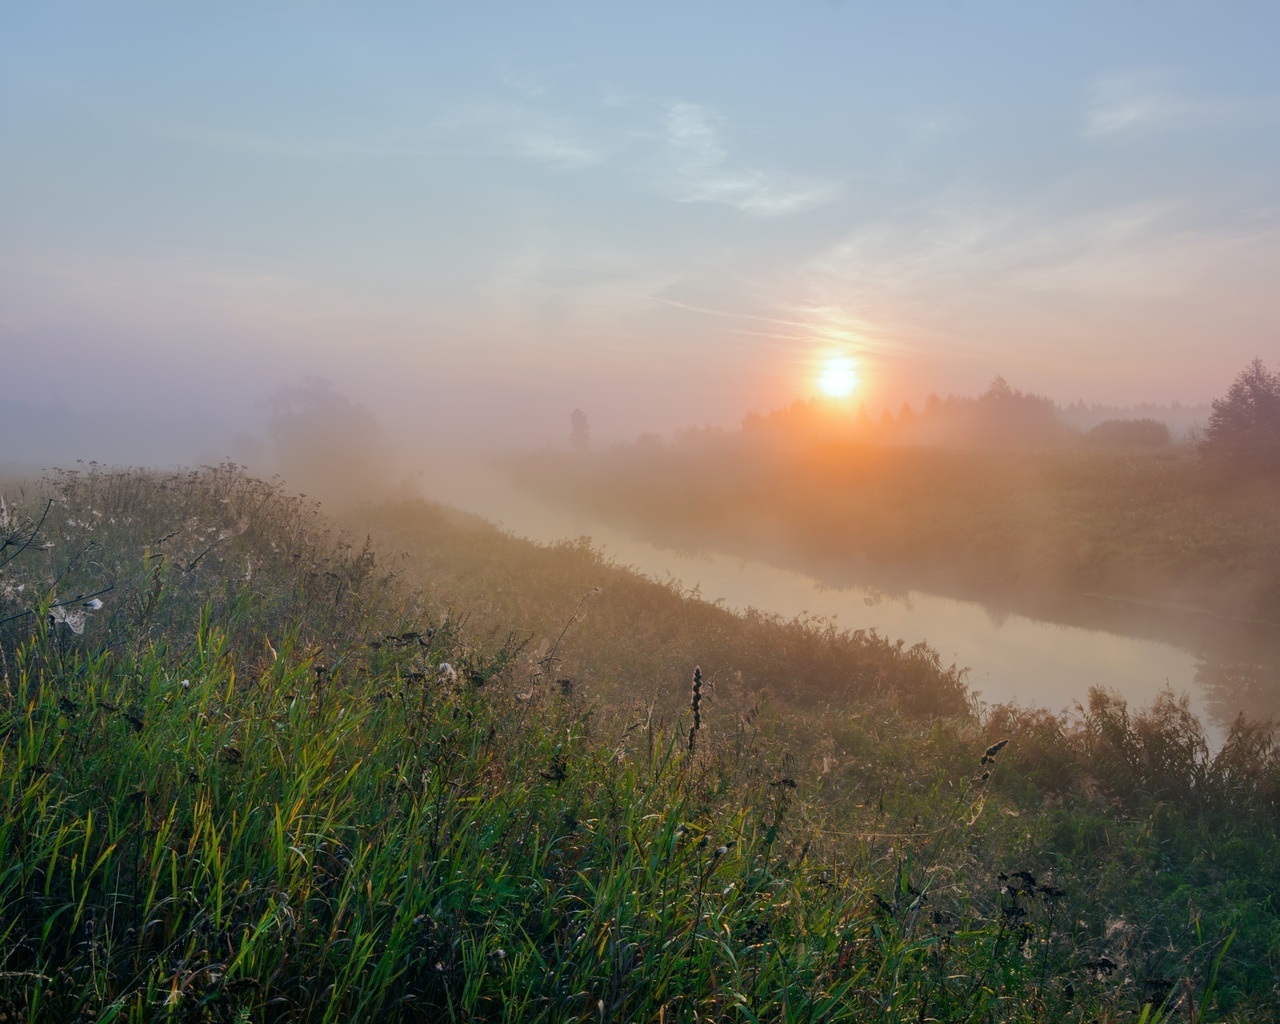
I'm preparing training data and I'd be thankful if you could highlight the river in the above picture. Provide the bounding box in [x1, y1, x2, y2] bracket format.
[438, 470, 1278, 745]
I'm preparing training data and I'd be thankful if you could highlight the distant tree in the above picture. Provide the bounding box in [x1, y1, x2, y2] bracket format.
[984, 375, 1015, 401]
[970, 376, 1072, 446]
[570, 408, 590, 452]
[264, 377, 390, 505]
[1085, 418, 1171, 447]
[1200, 359, 1280, 472]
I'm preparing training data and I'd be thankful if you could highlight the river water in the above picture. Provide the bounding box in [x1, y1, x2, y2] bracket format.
[439, 471, 1279, 744]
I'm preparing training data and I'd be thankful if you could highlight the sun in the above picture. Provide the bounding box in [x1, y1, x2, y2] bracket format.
[818, 356, 857, 398]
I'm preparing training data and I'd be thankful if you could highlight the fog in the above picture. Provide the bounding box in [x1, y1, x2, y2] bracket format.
[8, 4, 1280, 465]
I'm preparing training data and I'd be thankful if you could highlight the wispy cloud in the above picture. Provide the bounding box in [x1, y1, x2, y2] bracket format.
[102, 82, 836, 215]
[108, 90, 605, 170]
[1083, 70, 1178, 136]
[437, 101, 605, 169]
[653, 102, 839, 216]
[801, 195, 1261, 302]
[494, 64, 547, 99]
[1084, 70, 1280, 137]
[781, 189, 1280, 384]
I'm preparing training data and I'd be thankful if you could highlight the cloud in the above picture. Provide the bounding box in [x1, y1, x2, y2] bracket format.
[494, 64, 548, 99]
[1084, 70, 1280, 137]
[653, 102, 839, 216]
[439, 102, 605, 169]
[801, 195, 1268, 302]
[106, 82, 834, 213]
[111, 90, 604, 170]
[787, 189, 1280, 379]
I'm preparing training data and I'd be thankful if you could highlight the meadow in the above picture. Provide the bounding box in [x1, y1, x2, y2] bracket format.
[1, 465, 1278, 1021]
[506, 439, 1280, 627]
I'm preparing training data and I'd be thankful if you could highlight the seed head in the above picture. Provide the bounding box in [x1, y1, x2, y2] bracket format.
[687, 665, 704, 754]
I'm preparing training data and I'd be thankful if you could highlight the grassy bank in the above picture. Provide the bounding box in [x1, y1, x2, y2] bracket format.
[1, 466, 1278, 1021]
[507, 441, 1280, 626]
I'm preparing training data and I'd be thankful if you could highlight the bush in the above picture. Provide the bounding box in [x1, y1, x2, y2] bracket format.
[1084, 418, 1171, 447]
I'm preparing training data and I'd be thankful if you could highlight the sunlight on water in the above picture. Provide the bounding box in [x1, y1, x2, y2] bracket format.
[441, 470, 1222, 739]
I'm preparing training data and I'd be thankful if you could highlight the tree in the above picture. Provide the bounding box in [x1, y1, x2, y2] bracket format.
[1200, 359, 1280, 472]
[569, 408, 590, 452]
[969, 376, 1071, 447]
[264, 377, 391, 504]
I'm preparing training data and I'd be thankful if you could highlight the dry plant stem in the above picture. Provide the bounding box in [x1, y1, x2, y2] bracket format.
[0, 497, 52, 572]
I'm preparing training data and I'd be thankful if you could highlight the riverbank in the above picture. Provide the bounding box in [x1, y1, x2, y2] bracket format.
[507, 442, 1280, 629]
[3, 465, 1279, 1018]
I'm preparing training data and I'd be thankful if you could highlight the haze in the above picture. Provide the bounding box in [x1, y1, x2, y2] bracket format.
[4, 2, 1280, 467]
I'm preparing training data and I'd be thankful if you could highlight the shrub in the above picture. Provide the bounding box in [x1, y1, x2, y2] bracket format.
[1085, 418, 1171, 447]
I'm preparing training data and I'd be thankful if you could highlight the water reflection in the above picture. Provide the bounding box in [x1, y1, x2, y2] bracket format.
[1197, 657, 1280, 729]
[433, 469, 1280, 739]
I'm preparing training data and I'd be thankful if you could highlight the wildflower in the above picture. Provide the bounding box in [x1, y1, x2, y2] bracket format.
[181, 679, 191, 690]
[83, 598, 103, 610]
[438, 662, 457, 684]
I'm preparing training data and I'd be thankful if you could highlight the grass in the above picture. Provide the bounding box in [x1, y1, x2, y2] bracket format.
[0, 464, 1277, 1021]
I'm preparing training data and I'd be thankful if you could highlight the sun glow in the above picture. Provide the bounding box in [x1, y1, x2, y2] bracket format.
[818, 356, 858, 398]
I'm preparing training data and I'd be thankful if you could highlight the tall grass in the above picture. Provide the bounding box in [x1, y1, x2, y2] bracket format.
[0, 466, 1273, 1021]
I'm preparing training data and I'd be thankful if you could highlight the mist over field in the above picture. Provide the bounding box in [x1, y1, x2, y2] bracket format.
[6, 4, 1280, 1021]
[7, 4, 1280, 469]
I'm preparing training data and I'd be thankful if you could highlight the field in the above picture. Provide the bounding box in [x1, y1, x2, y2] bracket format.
[1, 465, 1278, 1021]
[507, 440, 1280, 627]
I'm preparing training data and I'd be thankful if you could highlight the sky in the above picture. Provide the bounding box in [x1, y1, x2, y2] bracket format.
[3, 1, 1280, 460]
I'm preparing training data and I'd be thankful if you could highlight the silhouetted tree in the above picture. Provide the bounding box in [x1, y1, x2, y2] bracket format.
[967, 376, 1072, 446]
[1201, 359, 1280, 472]
[570, 408, 590, 452]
